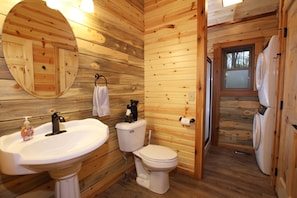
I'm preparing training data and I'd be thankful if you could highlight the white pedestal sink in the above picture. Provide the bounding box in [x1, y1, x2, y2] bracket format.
[0, 118, 109, 198]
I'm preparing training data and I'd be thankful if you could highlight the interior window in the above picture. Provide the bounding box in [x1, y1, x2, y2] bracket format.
[222, 45, 254, 90]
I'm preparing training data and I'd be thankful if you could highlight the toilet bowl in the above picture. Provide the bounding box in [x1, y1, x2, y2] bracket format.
[133, 144, 178, 194]
[115, 120, 178, 194]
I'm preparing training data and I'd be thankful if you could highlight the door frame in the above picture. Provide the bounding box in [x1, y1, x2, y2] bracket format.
[211, 38, 263, 147]
[274, 0, 297, 196]
[271, 0, 287, 188]
[195, 0, 207, 179]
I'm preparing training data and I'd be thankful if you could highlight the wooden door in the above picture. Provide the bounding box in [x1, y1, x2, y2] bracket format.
[276, 0, 297, 197]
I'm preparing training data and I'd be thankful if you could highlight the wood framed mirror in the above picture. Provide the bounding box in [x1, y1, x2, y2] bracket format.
[2, 0, 79, 98]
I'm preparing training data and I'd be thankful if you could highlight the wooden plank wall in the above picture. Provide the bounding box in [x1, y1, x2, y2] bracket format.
[208, 0, 279, 27]
[144, 0, 198, 175]
[208, 15, 279, 60]
[0, 0, 143, 197]
[219, 96, 259, 150]
[208, 14, 279, 150]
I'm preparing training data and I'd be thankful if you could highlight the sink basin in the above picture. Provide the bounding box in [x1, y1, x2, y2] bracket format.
[0, 118, 109, 198]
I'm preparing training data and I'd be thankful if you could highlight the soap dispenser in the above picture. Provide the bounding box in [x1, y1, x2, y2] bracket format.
[21, 116, 34, 141]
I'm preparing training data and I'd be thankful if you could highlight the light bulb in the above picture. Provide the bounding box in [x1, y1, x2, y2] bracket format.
[80, 0, 94, 13]
[46, 0, 62, 10]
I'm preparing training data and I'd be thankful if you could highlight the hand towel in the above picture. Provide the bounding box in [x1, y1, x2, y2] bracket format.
[92, 86, 110, 117]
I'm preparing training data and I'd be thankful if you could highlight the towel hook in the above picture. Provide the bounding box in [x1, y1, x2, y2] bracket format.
[95, 73, 107, 86]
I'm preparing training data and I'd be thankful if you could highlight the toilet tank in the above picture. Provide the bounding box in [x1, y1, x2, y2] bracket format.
[115, 119, 146, 152]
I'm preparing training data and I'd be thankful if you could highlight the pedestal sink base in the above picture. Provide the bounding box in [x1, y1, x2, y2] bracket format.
[49, 163, 82, 198]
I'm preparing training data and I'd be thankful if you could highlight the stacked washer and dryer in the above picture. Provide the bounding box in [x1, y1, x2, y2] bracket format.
[253, 35, 279, 175]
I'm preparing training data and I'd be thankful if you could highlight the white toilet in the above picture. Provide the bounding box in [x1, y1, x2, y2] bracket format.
[115, 119, 178, 194]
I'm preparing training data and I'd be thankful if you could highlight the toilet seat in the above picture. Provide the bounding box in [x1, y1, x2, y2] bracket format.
[139, 144, 177, 163]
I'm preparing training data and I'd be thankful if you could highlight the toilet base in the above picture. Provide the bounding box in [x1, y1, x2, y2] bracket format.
[151, 171, 170, 194]
[134, 156, 170, 194]
[136, 174, 150, 189]
[136, 171, 170, 194]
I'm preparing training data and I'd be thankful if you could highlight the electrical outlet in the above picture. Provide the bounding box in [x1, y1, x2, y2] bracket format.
[188, 92, 195, 101]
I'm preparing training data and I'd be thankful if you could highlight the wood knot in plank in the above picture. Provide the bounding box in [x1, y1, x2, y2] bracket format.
[191, 2, 196, 10]
[90, 62, 100, 70]
[13, 83, 21, 89]
[167, 24, 175, 29]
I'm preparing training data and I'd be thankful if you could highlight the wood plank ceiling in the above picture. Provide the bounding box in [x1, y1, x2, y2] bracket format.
[208, 0, 279, 27]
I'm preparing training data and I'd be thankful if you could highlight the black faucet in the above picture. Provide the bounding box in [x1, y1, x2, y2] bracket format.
[52, 112, 60, 134]
[45, 112, 67, 136]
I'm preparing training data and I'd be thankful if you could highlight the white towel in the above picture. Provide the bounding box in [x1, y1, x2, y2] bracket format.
[92, 86, 110, 117]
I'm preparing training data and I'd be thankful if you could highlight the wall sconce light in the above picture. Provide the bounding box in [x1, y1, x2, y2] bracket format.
[80, 0, 94, 13]
[46, 0, 94, 13]
[222, 0, 243, 7]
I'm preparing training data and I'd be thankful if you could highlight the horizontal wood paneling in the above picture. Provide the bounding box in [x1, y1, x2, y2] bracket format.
[0, 0, 143, 197]
[208, 0, 279, 27]
[208, 15, 278, 60]
[218, 97, 259, 150]
[0, 0, 281, 196]
[144, 0, 197, 176]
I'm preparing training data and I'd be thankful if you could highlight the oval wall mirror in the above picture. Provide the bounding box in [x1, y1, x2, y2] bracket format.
[2, 0, 79, 98]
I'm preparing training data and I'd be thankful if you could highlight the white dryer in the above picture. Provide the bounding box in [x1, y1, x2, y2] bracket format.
[256, 35, 279, 108]
[253, 106, 275, 175]
[255, 52, 265, 91]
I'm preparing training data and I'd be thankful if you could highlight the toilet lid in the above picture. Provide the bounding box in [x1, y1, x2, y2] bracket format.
[139, 144, 177, 163]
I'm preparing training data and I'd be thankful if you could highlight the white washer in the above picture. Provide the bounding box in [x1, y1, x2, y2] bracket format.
[256, 35, 279, 108]
[253, 106, 275, 175]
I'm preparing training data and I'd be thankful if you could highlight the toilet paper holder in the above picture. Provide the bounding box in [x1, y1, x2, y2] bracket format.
[179, 117, 195, 124]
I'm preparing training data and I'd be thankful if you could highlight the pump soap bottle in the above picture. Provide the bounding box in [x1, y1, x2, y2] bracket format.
[21, 116, 34, 141]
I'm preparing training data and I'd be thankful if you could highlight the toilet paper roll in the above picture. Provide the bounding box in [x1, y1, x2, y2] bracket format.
[179, 117, 194, 126]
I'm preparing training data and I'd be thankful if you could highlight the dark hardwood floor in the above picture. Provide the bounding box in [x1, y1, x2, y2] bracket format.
[96, 146, 277, 198]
